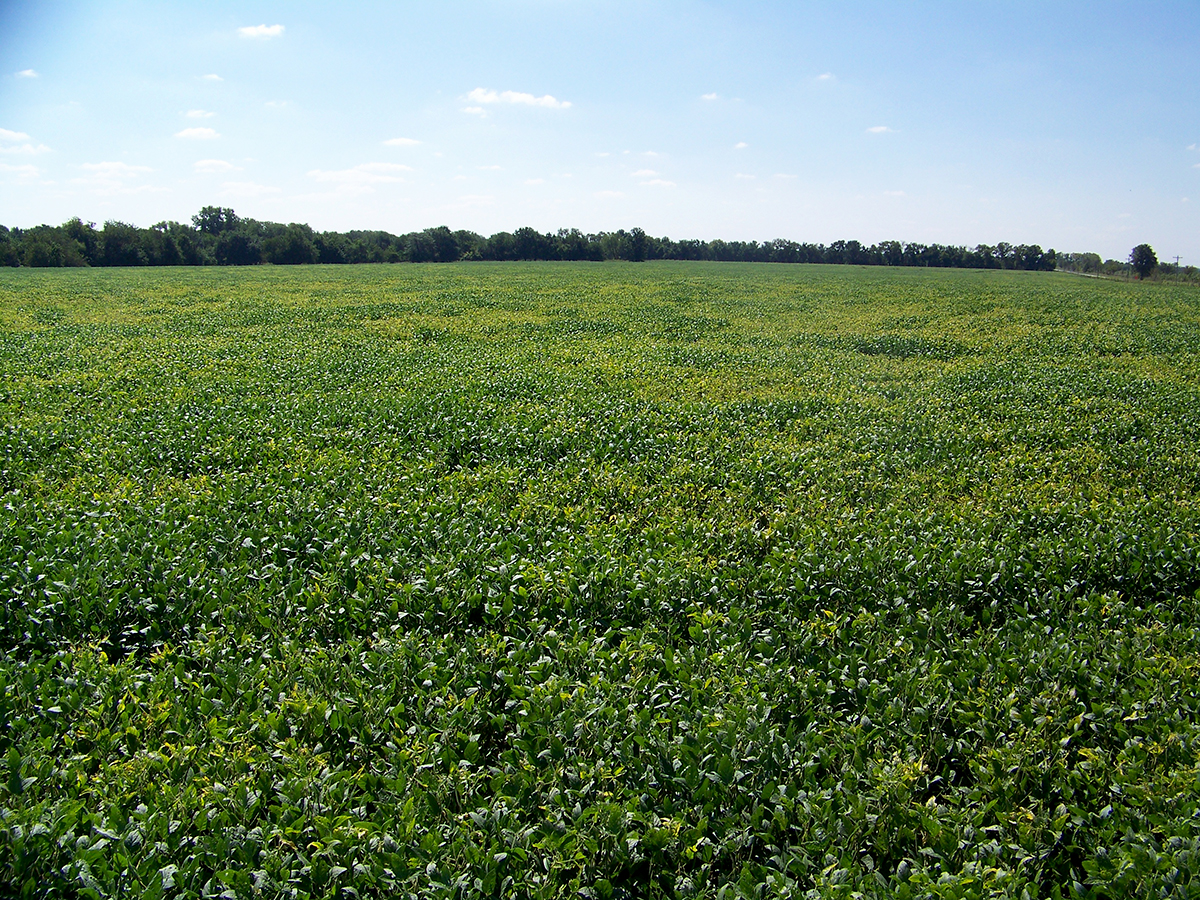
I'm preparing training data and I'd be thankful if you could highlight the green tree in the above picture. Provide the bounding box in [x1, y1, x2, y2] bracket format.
[215, 231, 261, 266]
[0, 226, 16, 267]
[22, 236, 65, 267]
[1130, 244, 1157, 279]
[62, 218, 100, 264]
[628, 227, 648, 262]
[99, 221, 148, 266]
[192, 206, 241, 236]
[262, 223, 318, 265]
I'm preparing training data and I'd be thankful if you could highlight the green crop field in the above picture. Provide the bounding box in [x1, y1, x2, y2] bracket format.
[1, 262, 1198, 899]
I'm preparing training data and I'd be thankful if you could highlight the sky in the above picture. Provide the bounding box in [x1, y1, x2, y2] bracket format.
[1, 0, 1198, 263]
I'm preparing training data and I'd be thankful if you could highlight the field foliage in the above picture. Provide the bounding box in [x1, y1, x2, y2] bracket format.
[1, 263, 1198, 898]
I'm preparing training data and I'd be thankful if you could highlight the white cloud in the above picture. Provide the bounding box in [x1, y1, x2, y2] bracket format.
[866, 126, 893, 133]
[1189, 143, 1197, 151]
[466, 88, 571, 109]
[15, 69, 37, 79]
[2, 143, 51, 155]
[632, 169, 658, 177]
[1194, 163, 1200, 169]
[202, 74, 223, 81]
[701, 93, 718, 101]
[643, 151, 661, 157]
[239, 24, 284, 39]
[81, 161, 152, 178]
[0, 128, 50, 155]
[735, 173, 755, 179]
[176, 127, 219, 139]
[462, 106, 486, 115]
[186, 109, 215, 119]
[774, 173, 796, 180]
[194, 159, 239, 174]
[477, 165, 502, 171]
[525, 178, 545, 185]
[817, 72, 835, 82]
[384, 137, 420, 146]
[264, 101, 288, 109]
[445, 194, 494, 209]
[0, 162, 41, 180]
[640, 178, 676, 187]
[734, 142, 748, 149]
[884, 190, 906, 196]
[307, 162, 411, 185]
[594, 190, 624, 198]
[75, 161, 158, 195]
[221, 181, 280, 197]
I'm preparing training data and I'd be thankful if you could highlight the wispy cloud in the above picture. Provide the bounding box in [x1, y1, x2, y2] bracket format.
[0, 162, 42, 181]
[186, 109, 215, 119]
[735, 173, 755, 180]
[4, 142, 53, 155]
[594, 190, 624, 199]
[632, 169, 658, 177]
[194, 159, 239, 174]
[466, 88, 571, 109]
[462, 106, 486, 116]
[176, 127, 219, 139]
[701, 92, 718, 101]
[75, 161, 159, 195]
[0, 128, 50, 155]
[525, 178, 545, 185]
[817, 72, 835, 82]
[640, 178, 676, 187]
[220, 181, 280, 197]
[384, 137, 420, 147]
[884, 190, 906, 196]
[15, 69, 37, 79]
[202, 74, 223, 81]
[445, 194, 494, 210]
[774, 173, 796, 180]
[477, 165, 502, 171]
[81, 161, 152, 177]
[238, 24, 284, 39]
[307, 162, 411, 187]
[264, 101, 288, 109]
[734, 142, 748, 150]
[1188, 143, 1197, 151]
[866, 125, 894, 133]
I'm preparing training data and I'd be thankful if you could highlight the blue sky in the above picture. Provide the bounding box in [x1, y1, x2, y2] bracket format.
[2, 0, 1198, 263]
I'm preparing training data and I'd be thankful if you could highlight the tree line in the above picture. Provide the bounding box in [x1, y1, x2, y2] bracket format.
[0, 206, 1065, 270]
[1056, 247, 1197, 282]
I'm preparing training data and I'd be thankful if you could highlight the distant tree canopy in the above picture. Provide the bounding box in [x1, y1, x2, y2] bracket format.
[1130, 244, 1158, 279]
[0, 206, 1067, 271]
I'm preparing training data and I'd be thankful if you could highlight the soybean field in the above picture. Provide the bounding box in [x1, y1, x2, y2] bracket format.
[1, 262, 1199, 899]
